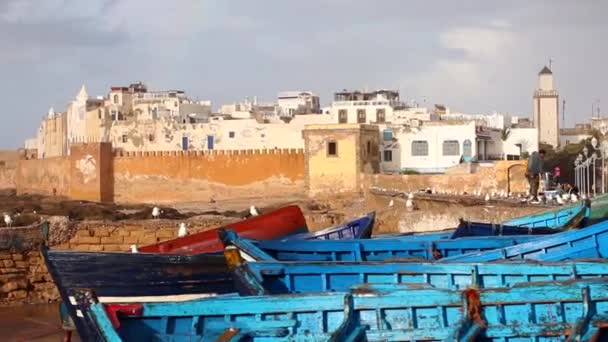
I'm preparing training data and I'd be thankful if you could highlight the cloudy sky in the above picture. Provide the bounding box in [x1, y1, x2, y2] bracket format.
[1, 0, 607, 148]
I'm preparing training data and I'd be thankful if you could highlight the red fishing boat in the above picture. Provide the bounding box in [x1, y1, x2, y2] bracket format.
[138, 205, 308, 254]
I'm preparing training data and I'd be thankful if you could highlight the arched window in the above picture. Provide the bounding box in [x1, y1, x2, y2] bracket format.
[442, 140, 460, 156]
[463, 139, 472, 157]
[113, 94, 119, 104]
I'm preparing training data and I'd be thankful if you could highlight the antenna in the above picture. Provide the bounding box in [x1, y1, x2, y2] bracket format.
[562, 99, 566, 128]
[549, 58, 553, 70]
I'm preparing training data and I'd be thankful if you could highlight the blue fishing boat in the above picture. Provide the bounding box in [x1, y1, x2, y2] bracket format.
[77, 279, 608, 341]
[375, 229, 455, 240]
[220, 229, 544, 261]
[42, 247, 236, 342]
[285, 212, 375, 240]
[440, 218, 608, 262]
[502, 200, 589, 228]
[229, 254, 608, 294]
[378, 218, 561, 241]
[449, 219, 561, 238]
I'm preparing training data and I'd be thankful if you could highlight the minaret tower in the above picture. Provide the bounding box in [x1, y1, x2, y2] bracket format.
[533, 65, 560, 147]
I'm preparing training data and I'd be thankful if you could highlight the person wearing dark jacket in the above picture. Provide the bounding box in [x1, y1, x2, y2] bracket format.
[526, 149, 546, 201]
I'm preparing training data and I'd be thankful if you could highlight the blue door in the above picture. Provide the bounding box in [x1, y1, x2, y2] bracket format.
[207, 135, 214, 150]
[182, 137, 188, 150]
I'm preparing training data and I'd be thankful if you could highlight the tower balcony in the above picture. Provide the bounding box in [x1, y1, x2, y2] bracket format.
[534, 90, 558, 97]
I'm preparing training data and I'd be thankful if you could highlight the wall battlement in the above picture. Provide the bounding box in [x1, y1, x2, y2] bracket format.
[113, 148, 305, 158]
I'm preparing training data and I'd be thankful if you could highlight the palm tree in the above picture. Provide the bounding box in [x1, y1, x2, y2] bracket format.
[500, 128, 511, 141]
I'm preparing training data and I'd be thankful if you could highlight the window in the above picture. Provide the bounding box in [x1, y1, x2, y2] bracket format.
[174, 101, 178, 107]
[110, 111, 117, 121]
[383, 129, 393, 141]
[376, 109, 386, 123]
[98, 109, 102, 119]
[113, 94, 119, 104]
[357, 109, 366, 123]
[327, 141, 337, 156]
[463, 139, 472, 157]
[338, 109, 347, 123]
[148, 134, 154, 142]
[442, 140, 460, 156]
[366, 141, 371, 155]
[412, 140, 429, 156]
[383, 150, 392, 162]
[121, 135, 128, 143]
[229, 131, 235, 138]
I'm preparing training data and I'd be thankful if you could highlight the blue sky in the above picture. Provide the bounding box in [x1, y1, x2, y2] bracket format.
[1, 0, 607, 148]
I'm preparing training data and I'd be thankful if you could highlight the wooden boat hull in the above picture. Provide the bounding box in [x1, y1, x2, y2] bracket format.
[502, 200, 589, 228]
[139, 205, 308, 254]
[220, 229, 545, 261]
[42, 247, 235, 342]
[440, 218, 608, 262]
[286, 212, 375, 240]
[78, 279, 608, 341]
[231, 259, 608, 295]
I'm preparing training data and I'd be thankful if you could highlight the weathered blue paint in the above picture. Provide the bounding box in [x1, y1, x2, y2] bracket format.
[375, 229, 455, 240]
[441, 217, 608, 262]
[450, 220, 562, 238]
[502, 200, 589, 228]
[286, 212, 375, 240]
[220, 229, 545, 261]
[234, 260, 608, 295]
[80, 279, 608, 341]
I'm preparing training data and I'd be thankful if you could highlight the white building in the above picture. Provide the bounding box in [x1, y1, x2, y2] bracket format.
[559, 124, 592, 146]
[441, 112, 512, 130]
[380, 121, 538, 174]
[329, 89, 407, 124]
[277, 91, 320, 117]
[109, 114, 334, 152]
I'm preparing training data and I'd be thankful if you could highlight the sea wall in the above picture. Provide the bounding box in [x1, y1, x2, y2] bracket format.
[366, 160, 528, 195]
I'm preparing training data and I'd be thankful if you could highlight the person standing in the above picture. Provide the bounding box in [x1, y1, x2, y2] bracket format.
[526, 149, 546, 201]
[553, 166, 561, 185]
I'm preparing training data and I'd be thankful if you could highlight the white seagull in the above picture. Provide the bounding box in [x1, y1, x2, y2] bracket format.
[178, 223, 188, 237]
[130, 245, 139, 253]
[152, 207, 161, 219]
[485, 194, 491, 202]
[3, 214, 12, 227]
[249, 206, 259, 217]
[388, 199, 394, 207]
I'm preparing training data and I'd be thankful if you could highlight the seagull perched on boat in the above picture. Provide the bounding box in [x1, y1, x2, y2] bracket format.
[178, 223, 188, 237]
[484, 194, 491, 202]
[388, 199, 394, 208]
[3, 214, 12, 227]
[407, 193, 414, 200]
[570, 194, 579, 203]
[152, 207, 161, 219]
[130, 245, 138, 253]
[249, 206, 259, 217]
[556, 196, 565, 205]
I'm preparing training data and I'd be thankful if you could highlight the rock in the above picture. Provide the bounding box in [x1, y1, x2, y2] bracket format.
[1, 281, 19, 293]
[8, 290, 28, 300]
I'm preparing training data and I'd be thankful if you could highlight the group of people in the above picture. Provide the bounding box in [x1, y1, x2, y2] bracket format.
[526, 149, 562, 203]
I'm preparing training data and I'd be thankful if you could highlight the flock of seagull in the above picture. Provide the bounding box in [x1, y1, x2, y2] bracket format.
[378, 186, 583, 211]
